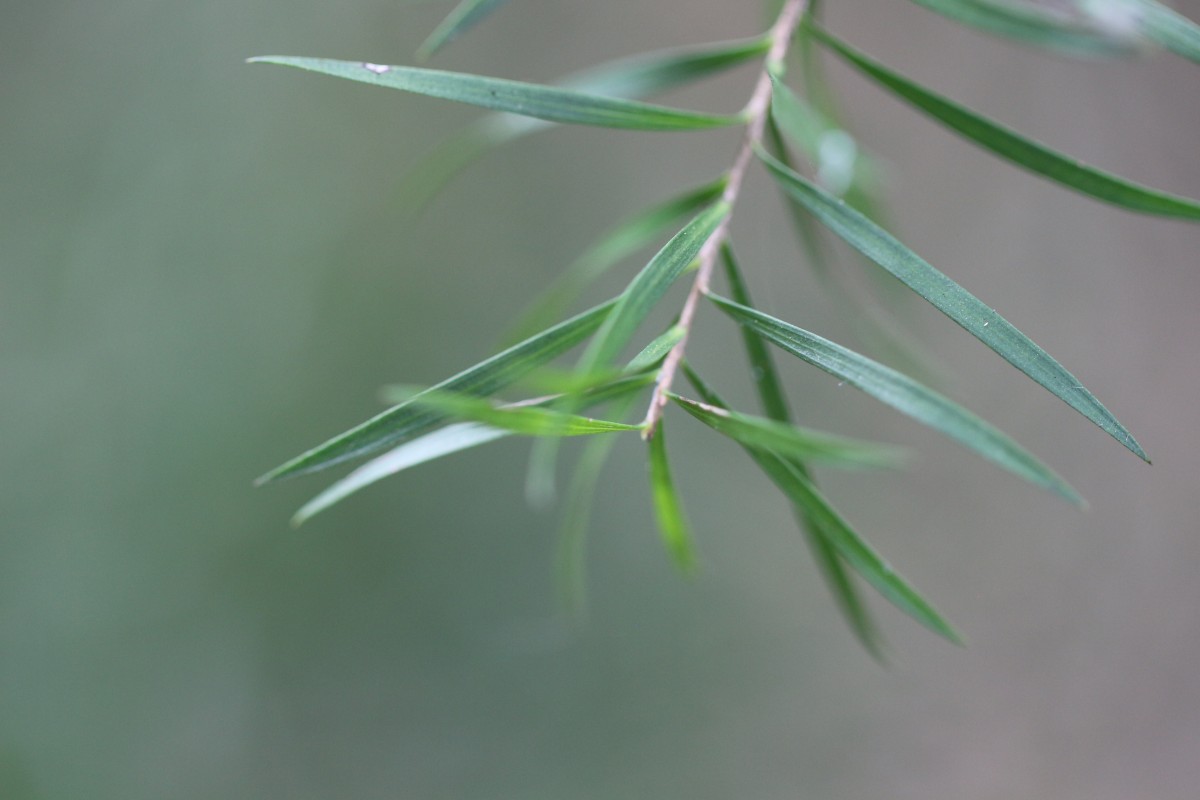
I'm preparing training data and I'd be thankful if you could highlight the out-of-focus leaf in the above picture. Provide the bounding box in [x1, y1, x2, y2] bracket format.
[1125, 0, 1200, 64]
[417, 0, 509, 61]
[256, 299, 616, 483]
[710, 294, 1084, 504]
[719, 245, 791, 422]
[754, 453, 963, 644]
[248, 57, 744, 131]
[811, 28, 1200, 220]
[388, 386, 644, 435]
[647, 421, 696, 571]
[578, 202, 729, 373]
[758, 148, 1147, 463]
[506, 180, 726, 344]
[905, 0, 1136, 55]
[670, 393, 905, 468]
[398, 36, 769, 210]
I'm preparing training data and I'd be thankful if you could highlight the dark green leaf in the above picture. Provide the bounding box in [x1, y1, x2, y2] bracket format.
[754, 453, 963, 644]
[758, 148, 1147, 463]
[719, 245, 791, 422]
[417, 0, 510, 61]
[396, 36, 769, 211]
[256, 299, 615, 483]
[647, 421, 697, 571]
[578, 202, 729, 373]
[671, 393, 905, 468]
[810, 27, 1200, 220]
[905, 0, 1136, 55]
[248, 57, 743, 131]
[710, 294, 1084, 504]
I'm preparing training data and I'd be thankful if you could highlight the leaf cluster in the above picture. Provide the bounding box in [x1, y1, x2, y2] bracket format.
[252, 0, 1198, 655]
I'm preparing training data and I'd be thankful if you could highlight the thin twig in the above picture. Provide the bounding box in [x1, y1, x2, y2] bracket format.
[643, 0, 810, 438]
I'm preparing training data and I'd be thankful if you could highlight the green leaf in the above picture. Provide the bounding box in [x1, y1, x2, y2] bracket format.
[256, 299, 616, 483]
[506, 180, 727, 344]
[757, 148, 1147, 463]
[389, 386, 644, 435]
[247, 57, 744, 131]
[719, 245, 791, 422]
[710, 294, 1084, 504]
[293, 422, 506, 525]
[625, 325, 687, 374]
[753, 454, 963, 644]
[680, 364, 888, 656]
[905, 0, 1136, 56]
[579, 202, 730, 373]
[395, 36, 769, 211]
[647, 421, 697, 571]
[713, 255, 887, 657]
[296, 374, 655, 525]
[1127, 0, 1200, 64]
[670, 393, 905, 468]
[810, 27, 1200, 220]
[417, 0, 509, 61]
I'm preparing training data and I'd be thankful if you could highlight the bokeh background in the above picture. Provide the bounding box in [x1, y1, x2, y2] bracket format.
[4, 1, 1200, 797]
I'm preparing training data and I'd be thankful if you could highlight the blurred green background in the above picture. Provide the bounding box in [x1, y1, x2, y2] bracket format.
[4, 1, 1200, 797]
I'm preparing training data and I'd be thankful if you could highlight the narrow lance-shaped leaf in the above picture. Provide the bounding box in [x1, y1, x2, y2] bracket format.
[506, 180, 727, 344]
[670, 393, 905, 469]
[391, 386, 645, 436]
[809, 27, 1200, 220]
[757, 147, 1147, 462]
[417, 0, 510, 61]
[754, 453, 964, 644]
[296, 373, 655, 525]
[904, 0, 1137, 56]
[256, 299, 616, 483]
[647, 420, 697, 571]
[397, 36, 770, 210]
[680, 364, 894, 655]
[710, 294, 1084, 504]
[578, 202, 730, 373]
[247, 57, 744, 131]
[716, 250, 886, 658]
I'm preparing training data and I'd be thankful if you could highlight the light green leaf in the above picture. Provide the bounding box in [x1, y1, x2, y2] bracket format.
[647, 421, 697, 571]
[905, 0, 1136, 55]
[670, 393, 905, 468]
[754, 454, 963, 644]
[396, 36, 769, 211]
[417, 0, 509, 61]
[256, 299, 616, 483]
[579, 202, 730, 373]
[293, 422, 506, 525]
[247, 57, 743, 131]
[389, 386, 644, 435]
[757, 148, 1147, 463]
[810, 27, 1200, 220]
[1127, 0, 1200, 64]
[710, 294, 1084, 504]
[506, 180, 727, 344]
[626, 325, 687, 374]
[297, 374, 655, 525]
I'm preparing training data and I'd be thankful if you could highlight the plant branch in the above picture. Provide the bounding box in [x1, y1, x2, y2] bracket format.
[642, 0, 810, 438]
